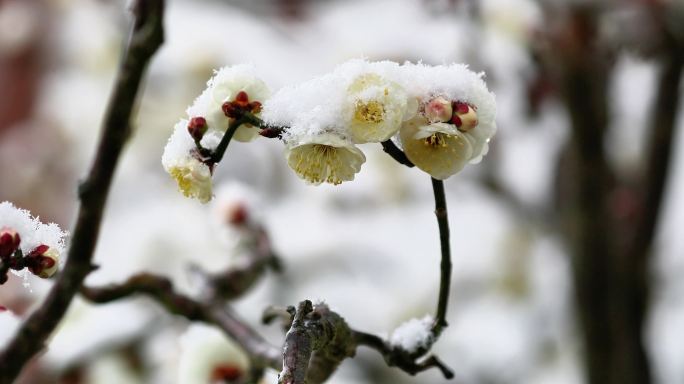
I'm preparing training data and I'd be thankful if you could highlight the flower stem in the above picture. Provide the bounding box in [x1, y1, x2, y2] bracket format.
[211, 117, 247, 164]
[431, 177, 451, 337]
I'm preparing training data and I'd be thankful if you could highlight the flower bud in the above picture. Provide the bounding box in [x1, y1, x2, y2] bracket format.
[451, 101, 478, 131]
[223, 202, 249, 226]
[26, 245, 59, 279]
[222, 102, 238, 119]
[424, 97, 453, 123]
[0, 227, 20, 260]
[211, 365, 243, 382]
[187, 117, 208, 141]
[234, 91, 250, 108]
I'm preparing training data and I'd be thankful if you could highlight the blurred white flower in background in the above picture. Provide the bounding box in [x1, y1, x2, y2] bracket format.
[178, 323, 250, 384]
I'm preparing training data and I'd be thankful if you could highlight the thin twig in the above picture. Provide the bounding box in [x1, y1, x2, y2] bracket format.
[210, 117, 248, 164]
[431, 177, 451, 337]
[381, 140, 414, 167]
[80, 273, 282, 371]
[0, 2, 164, 382]
[352, 330, 455, 379]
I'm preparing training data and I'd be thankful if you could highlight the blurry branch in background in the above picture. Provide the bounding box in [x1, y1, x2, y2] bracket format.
[0, 1, 165, 383]
[526, 2, 684, 384]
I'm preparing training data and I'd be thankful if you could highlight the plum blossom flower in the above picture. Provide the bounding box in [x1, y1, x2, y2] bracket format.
[187, 64, 270, 143]
[166, 157, 213, 204]
[178, 324, 250, 384]
[347, 73, 409, 143]
[0, 201, 67, 284]
[162, 119, 221, 203]
[285, 133, 366, 185]
[399, 96, 495, 179]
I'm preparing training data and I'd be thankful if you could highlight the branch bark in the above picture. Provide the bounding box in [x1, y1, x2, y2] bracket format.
[81, 273, 282, 371]
[0, 2, 164, 382]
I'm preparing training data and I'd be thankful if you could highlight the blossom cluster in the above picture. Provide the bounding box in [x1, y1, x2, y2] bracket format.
[0, 201, 67, 284]
[163, 60, 496, 202]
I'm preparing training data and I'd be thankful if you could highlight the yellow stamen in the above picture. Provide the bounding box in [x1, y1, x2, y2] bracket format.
[354, 100, 385, 124]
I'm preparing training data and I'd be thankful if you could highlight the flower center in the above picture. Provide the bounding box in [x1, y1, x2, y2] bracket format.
[424, 133, 449, 148]
[292, 144, 344, 185]
[354, 100, 385, 123]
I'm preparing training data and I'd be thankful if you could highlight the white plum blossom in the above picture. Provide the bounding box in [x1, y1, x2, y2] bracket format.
[285, 133, 366, 185]
[187, 64, 270, 142]
[397, 63, 497, 179]
[347, 73, 409, 143]
[0, 201, 67, 283]
[261, 59, 496, 184]
[178, 324, 250, 384]
[162, 119, 221, 203]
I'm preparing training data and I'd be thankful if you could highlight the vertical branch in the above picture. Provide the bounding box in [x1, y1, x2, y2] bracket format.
[616, 38, 683, 384]
[430, 177, 451, 337]
[0, 2, 165, 382]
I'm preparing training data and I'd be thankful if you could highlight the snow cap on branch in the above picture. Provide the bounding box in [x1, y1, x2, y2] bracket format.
[389, 315, 435, 353]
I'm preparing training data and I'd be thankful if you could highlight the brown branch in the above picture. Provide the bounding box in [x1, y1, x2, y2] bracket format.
[381, 140, 415, 167]
[352, 330, 454, 379]
[203, 226, 282, 301]
[278, 300, 356, 384]
[80, 273, 282, 371]
[431, 177, 451, 337]
[0, 2, 165, 382]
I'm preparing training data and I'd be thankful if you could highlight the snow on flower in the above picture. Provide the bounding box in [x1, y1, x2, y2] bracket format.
[162, 119, 221, 203]
[0, 201, 67, 283]
[178, 324, 250, 384]
[285, 133, 366, 185]
[347, 73, 409, 143]
[389, 315, 435, 353]
[261, 59, 495, 184]
[397, 63, 497, 179]
[187, 64, 270, 143]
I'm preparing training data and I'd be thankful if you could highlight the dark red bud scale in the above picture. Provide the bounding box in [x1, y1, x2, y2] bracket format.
[451, 115, 462, 127]
[453, 101, 470, 114]
[250, 101, 262, 113]
[28, 244, 49, 258]
[222, 102, 237, 118]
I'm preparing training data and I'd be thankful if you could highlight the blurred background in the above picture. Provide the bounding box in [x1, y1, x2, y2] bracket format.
[1, 0, 683, 383]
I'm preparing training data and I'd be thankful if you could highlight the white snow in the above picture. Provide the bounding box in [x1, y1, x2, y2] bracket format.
[389, 315, 434, 352]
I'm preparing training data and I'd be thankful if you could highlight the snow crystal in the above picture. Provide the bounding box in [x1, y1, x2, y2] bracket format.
[389, 315, 434, 352]
[0, 201, 67, 256]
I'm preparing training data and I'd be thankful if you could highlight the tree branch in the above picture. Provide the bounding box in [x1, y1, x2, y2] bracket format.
[381, 140, 415, 167]
[352, 330, 454, 379]
[0, 2, 165, 382]
[431, 177, 451, 337]
[277, 300, 357, 384]
[80, 273, 282, 371]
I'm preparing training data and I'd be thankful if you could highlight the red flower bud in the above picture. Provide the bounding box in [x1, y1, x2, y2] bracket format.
[234, 91, 249, 107]
[26, 245, 59, 278]
[0, 228, 21, 260]
[222, 102, 238, 118]
[187, 117, 208, 141]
